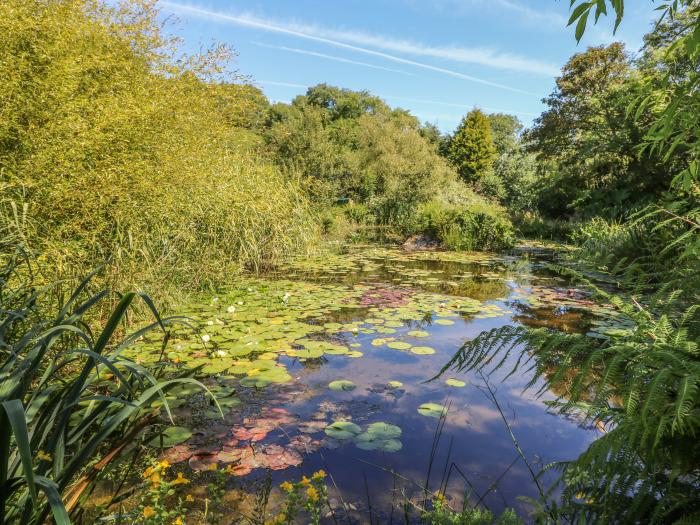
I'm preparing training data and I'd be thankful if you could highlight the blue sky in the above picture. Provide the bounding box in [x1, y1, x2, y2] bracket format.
[158, 0, 659, 131]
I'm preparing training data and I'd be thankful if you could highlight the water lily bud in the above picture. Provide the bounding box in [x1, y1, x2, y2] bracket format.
[227, 305, 236, 313]
[201, 334, 210, 343]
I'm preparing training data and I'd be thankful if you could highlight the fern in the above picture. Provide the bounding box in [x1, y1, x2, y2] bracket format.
[440, 275, 700, 523]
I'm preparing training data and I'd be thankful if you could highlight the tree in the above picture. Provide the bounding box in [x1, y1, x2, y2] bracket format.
[448, 109, 497, 185]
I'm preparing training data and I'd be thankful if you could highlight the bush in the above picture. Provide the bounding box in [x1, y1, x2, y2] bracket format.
[0, 0, 318, 305]
[413, 201, 515, 251]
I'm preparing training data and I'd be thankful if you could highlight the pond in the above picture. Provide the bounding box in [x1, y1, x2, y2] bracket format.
[125, 245, 632, 523]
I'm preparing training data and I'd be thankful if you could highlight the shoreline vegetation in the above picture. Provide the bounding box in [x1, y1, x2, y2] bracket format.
[1, 0, 699, 523]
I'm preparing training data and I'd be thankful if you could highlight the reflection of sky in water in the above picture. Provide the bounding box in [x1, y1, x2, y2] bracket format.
[231, 249, 601, 522]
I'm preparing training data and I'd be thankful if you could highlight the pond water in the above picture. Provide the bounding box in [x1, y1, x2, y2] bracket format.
[127, 245, 632, 523]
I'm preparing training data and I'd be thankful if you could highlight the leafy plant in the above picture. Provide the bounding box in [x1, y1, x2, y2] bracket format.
[0, 247, 211, 524]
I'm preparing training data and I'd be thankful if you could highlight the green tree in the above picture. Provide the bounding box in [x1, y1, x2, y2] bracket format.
[448, 109, 497, 185]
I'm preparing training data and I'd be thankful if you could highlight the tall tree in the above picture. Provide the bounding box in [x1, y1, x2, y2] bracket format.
[448, 109, 497, 184]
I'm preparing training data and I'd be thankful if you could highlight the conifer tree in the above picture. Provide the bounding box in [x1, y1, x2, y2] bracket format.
[448, 109, 497, 184]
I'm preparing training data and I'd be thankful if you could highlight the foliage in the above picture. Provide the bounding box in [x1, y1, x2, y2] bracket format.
[0, 247, 209, 525]
[0, 0, 317, 304]
[440, 283, 700, 523]
[264, 84, 505, 241]
[423, 496, 523, 524]
[448, 110, 498, 186]
[413, 201, 515, 251]
[131, 461, 190, 525]
[275, 471, 328, 525]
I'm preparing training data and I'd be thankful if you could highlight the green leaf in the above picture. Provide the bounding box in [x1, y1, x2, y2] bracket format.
[1, 400, 37, 505]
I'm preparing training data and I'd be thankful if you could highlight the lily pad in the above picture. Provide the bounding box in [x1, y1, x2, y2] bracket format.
[445, 378, 466, 387]
[329, 380, 356, 392]
[418, 403, 448, 418]
[435, 319, 455, 326]
[147, 426, 192, 448]
[387, 380, 403, 389]
[325, 421, 362, 440]
[407, 330, 430, 338]
[366, 422, 402, 439]
[411, 346, 436, 355]
[387, 341, 412, 350]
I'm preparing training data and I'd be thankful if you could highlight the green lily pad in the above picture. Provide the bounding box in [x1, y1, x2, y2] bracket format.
[147, 426, 192, 448]
[325, 421, 362, 440]
[407, 330, 429, 338]
[435, 319, 455, 326]
[329, 380, 356, 392]
[387, 341, 412, 350]
[387, 380, 403, 389]
[411, 346, 436, 355]
[445, 378, 466, 387]
[354, 433, 402, 452]
[418, 403, 448, 418]
[366, 422, 402, 439]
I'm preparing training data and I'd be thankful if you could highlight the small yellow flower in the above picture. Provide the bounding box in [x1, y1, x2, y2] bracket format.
[300, 476, 311, 486]
[312, 470, 326, 480]
[157, 460, 170, 470]
[185, 494, 194, 503]
[150, 471, 161, 487]
[37, 451, 52, 462]
[207, 463, 217, 471]
[143, 466, 155, 478]
[306, 486, 319, 502]
[172, 472, 190, 485]
[172, 517, 183, 525]
[280, 481, 294, 492]
[143, 506, 156, 518]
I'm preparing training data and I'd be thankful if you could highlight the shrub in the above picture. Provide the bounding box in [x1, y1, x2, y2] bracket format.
[0, 0, 317, 306]
[414, 201, 515, 251]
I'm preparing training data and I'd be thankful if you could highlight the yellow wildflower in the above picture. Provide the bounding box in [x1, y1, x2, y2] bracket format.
[172, 472, 190, 485]
[172, 517, 183, 525]
[207, 463, 217, 471]
[185, 494, 194, 503]
[300, 476, 311, 486]
[37, 451, 52, 462]
[143, 506, 156, 518]
[143, 466, 155, 478]
[150, 471, 161, 487]
[157, 460, 170, 470]
[312, 470, 326, 480]
[306, 486, 319, 502]
[279, 481, 294, 492]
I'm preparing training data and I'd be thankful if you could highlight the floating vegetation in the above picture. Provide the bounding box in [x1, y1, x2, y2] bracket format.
[325, 421, 362, 440]
[445, 379, 467, 387]
[387, 341, 412, 350]
[418, 403, 448, 418]
[410, 346, 436, 355]
[329, 380, 357, 392]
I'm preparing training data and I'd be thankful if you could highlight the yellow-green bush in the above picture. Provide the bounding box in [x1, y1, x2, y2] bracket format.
[0, 0, 317, 302]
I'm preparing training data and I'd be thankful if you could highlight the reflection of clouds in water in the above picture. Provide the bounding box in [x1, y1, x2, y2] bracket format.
[446, 403, 502, 433]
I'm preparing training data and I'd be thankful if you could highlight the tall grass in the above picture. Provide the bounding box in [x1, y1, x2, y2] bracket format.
[0, 0, 318, 308]
[0, 246, 210, 524]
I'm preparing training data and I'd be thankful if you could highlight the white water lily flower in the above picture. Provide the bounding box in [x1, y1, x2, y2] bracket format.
[215, 350, 227, 358]
[237, 301, 244, 305]
[201, 334, 211, 343]
[282, 292, 291, 304]
[247, 287, 253, 292]
[206, 320, 214, 326]
[227, 305, 236, 313]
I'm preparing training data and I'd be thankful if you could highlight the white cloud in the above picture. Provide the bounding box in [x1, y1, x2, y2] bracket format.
[161, 2, 548, 92]
[252, 42, 413, 76]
